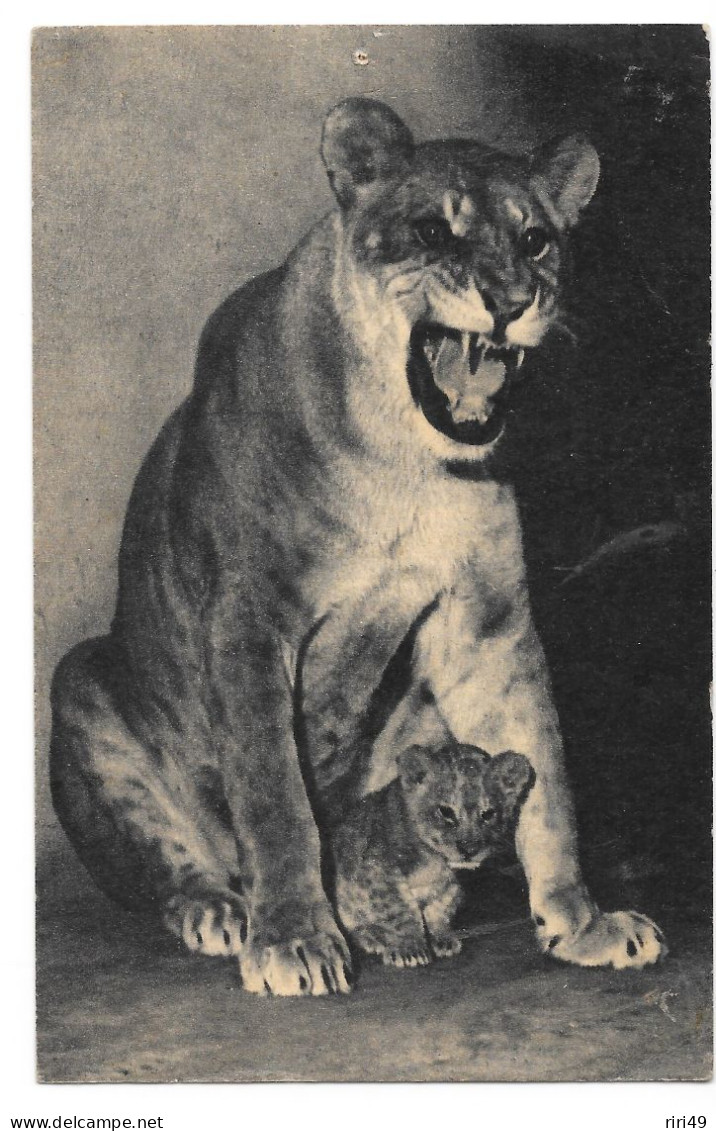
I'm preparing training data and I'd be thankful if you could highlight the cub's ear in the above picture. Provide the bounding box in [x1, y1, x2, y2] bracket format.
[489, 751, 536, 813]
[397, 744, 432, 789]
[531, 135, 600, 227]
[321, 98, 414, 208]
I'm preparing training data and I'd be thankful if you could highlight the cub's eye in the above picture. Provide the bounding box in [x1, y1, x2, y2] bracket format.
[436, 804, 459, 827]
[519, 226, 550, 260]
[414, 216, 455, 251]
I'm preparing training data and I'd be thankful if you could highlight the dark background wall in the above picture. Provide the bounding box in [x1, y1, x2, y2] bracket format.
[34, 27, 710, 917]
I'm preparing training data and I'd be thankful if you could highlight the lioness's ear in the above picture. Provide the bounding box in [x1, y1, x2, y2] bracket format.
[397, 744, 431, 788]
[531, 135, 600, 227]
[321, 98, 414, 208]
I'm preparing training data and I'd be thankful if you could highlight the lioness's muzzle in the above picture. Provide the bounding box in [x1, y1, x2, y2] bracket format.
[408, 323, 524, 446]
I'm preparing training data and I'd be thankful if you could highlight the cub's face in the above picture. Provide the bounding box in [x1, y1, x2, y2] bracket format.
[396, 744, 535, 869]
[321, 99, 599, 461]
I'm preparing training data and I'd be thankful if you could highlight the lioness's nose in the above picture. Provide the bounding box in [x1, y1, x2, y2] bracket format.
[482, 291, 532, 343]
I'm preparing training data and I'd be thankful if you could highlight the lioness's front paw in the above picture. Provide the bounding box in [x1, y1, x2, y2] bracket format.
[540, 909, 667, 970]
[240, 901, 352, 996]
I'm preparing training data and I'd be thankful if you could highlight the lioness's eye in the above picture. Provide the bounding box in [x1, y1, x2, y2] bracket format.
[519, 226, 550, 260]
[437, 804, 459, 827]
[414, 216, 455, 251]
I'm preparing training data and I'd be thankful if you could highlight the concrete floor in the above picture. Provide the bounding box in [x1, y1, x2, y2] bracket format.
[36, 848, 712, 1083]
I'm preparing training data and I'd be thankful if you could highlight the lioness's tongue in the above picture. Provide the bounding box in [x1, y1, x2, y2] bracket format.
[424, 331, 507, 425]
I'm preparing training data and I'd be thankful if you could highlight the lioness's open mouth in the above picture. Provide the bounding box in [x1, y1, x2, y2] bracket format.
[407, 324, 524, 446]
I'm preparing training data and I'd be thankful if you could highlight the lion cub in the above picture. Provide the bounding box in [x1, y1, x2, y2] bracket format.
[332, 744, 535, 968]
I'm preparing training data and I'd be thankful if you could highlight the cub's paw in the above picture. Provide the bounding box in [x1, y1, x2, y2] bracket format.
[348, 925, 431, 967]
[379, 944, 432, 968]
[541, 910, 667, 970]
[240, 902, 352, 997]
[430, 932, 462, 959]
[164, 893, 248, 957]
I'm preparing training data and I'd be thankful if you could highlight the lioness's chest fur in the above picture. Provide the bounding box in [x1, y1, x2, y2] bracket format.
[300, 455, 523, 622]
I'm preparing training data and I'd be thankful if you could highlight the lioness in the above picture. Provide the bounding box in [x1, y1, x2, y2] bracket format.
[50, 98, 665, 996]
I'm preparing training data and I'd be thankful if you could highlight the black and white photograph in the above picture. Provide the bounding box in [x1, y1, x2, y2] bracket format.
[32, 24, 711, 1083]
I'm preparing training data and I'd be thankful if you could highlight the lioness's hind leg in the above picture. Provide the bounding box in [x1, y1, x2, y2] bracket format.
[50, 638, 248, 953]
